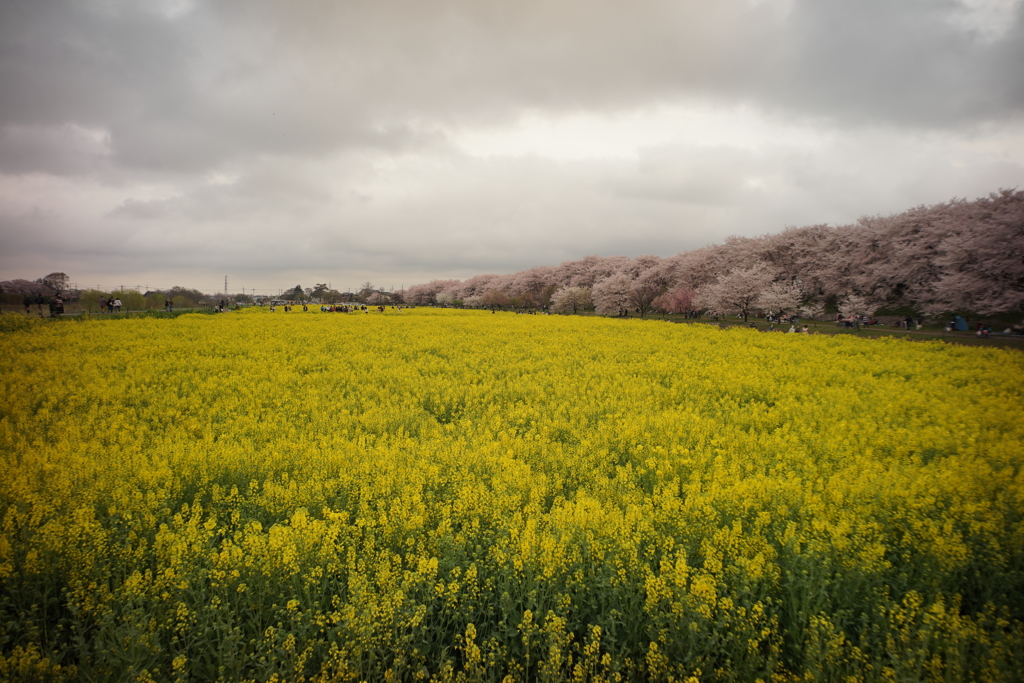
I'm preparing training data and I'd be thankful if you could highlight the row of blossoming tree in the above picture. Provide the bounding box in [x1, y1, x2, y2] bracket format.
[405, 189, 1024, 319]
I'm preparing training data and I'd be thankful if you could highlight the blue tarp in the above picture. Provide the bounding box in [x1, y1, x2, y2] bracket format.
[954, 315, 969, 331]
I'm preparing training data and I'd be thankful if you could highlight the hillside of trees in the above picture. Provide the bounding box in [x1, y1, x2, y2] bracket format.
[406, 189, 1024, 319]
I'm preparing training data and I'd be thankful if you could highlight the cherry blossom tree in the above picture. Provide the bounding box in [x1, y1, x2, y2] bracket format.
[926, 189, 1024, 314]
[555, 255, 634, 288]
[406, 279, 462, 305]
[506, 266, 557, 300]
[761, 225, 835, 295]
[457, 274, 500, 299]
[592, 273, 633, 315]
[697, 262, 774, 321]
[799, 301, 827, 320]
[756, 282, 803, 317]
[838, 293, 876, 318]
[402, 189, 1024, 317]
[592, 274, 662, 317]
[481, 289, 511, 308]
[652, 286, 697, 314]
[550, 286, 592, 314]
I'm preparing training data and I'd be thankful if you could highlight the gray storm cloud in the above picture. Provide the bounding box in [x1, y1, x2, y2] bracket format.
[1, 0, 1022, 291]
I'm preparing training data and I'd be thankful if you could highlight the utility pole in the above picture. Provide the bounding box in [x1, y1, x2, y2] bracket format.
[224, 275, 228, 297]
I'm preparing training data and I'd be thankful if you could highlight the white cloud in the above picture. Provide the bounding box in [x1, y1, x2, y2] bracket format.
[947, 0, 1021, 42]
[450, 103, 834, 161]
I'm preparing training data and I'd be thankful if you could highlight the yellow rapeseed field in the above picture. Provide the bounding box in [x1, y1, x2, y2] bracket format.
[1, 308, 1022, 682]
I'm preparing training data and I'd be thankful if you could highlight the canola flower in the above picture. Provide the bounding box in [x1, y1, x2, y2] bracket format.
[0, 308, 1022, 682]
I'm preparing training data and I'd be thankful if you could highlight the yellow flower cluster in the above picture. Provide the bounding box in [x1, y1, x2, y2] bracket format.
[1, 308, 1022, 682]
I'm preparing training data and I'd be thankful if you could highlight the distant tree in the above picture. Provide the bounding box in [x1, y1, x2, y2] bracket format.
[458, 274, 499, 299]
[628, 281, 662, 318]
[158, 286, 207, 308]
[507, 266, 557, 302]
[399, 189, 1023, 317]
[838, 293, 877, 318]
[40, 272, 70, 293]
[481, 288, 511, 308]
[406, 279, 462, 305]
[118, 290, 146, 311]
[592, 274, 633, 316]
[550, 287, 592, 314]
[311, 283, 330, 301]
[282, 285, 304, 301]
[517, 291, 539, 309]
[925, 189, 1024, 314]
[799, 301, 827, 320]
[697, 262, 774, 321]
[79, 289, 108, 313]
[355, 282, 376, 303]
[0, 279, 50, 297]
[538, 283, 559, 307]
[756, 282, 803, 317]
[652, 286, 697, 314]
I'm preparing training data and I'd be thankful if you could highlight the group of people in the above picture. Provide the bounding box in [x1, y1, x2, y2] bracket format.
[99, 297, 122, 313]
[835, 315, 878, 328]
[22, 294, 44, 314]
[316, 304, 404, 313]
[22, 293, 74, 316]
[754, 321, 811, 333]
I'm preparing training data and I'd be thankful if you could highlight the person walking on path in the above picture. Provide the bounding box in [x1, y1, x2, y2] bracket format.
[23, 295, 32, 314]
[113, 297, 122, 313]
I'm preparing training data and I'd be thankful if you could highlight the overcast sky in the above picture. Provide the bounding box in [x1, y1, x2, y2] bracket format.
[1, 0, 1022, 295]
